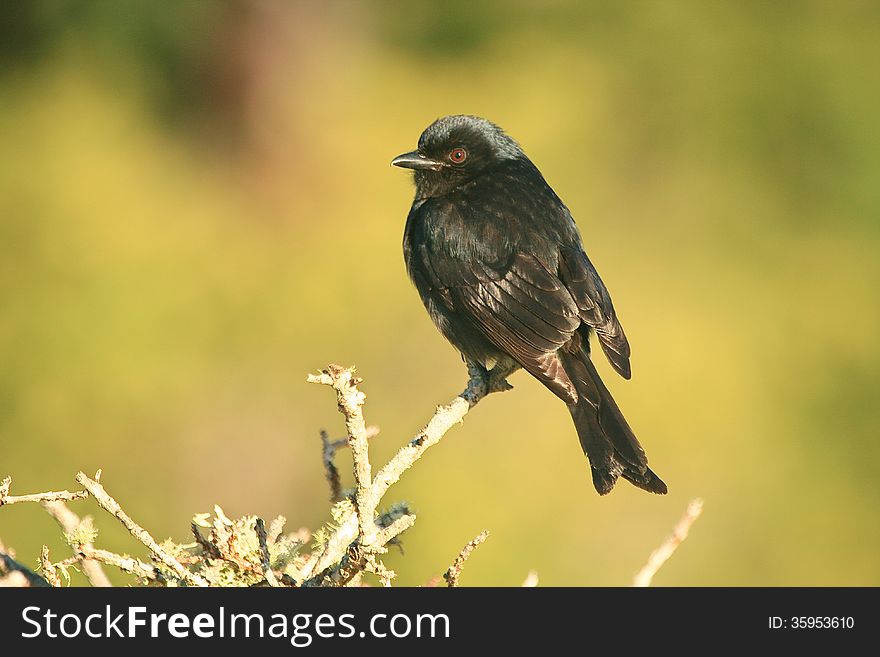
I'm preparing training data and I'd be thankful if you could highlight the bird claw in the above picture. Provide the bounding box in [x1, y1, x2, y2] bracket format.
[487, 373, 514, 393]
[465, 359, 517, 394]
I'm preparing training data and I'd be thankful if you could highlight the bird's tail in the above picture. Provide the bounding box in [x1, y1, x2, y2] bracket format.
[558, 348, 667, 495]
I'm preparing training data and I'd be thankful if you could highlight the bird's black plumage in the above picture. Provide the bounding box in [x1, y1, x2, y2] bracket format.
[393, 115, 666, 495]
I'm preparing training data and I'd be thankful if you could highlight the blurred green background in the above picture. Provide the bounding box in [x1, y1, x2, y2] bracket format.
[1, 1, 878, 586]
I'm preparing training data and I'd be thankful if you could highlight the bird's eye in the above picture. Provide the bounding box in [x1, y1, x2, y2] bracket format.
[449, 147, 468, 164]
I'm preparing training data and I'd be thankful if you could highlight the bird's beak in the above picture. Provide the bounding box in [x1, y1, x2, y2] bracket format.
[391, 150, 444, 172]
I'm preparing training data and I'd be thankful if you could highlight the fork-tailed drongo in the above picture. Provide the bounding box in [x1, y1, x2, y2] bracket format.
[392, 115, 666, 495]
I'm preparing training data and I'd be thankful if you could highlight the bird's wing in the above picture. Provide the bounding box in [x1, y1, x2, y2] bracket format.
[416, 245, 583, 404]
[558, 246, 632, 379]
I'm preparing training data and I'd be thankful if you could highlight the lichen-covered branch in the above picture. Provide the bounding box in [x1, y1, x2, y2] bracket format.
[75, 471, 209, 587]
[1, 363, 549, 587]
[80, 547, 161, 581]
[254, 518, 281, 587]
[320, 426, 381, 504]
[41, 500, 112, 587]
[40, 545, 61, 587]
[303, 362, 497, 585]
[308, 365, 377, 547]
[300, 512, 358, 582]
[376, 513, 416, 546]
[633, 498, 703, 587]
[320, 430, 343, 503]
[444, 530, 490, 587]
[0, 476, 87, 507]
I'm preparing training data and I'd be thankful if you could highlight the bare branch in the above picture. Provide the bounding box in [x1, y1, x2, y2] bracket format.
[444, 530, 490, 587]
[254, 518, 281, 587]
[75, 471, 208, 587]
[0, 475, 87, 507]
[633, 498, 703, 587]
[41, 501, 112, 587]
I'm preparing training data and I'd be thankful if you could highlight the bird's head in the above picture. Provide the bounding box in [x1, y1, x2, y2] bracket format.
[392, 115, 523, 198]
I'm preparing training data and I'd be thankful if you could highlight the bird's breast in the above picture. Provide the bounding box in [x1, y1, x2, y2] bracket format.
[415, 193, 521, 267]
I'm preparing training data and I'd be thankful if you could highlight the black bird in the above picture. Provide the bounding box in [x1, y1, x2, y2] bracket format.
[392, 115, 666, 495]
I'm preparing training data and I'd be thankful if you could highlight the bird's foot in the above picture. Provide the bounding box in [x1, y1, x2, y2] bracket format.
[465, 358, 519, 395]
[486, 358, 519, 393]
[486, 370, 514, 393]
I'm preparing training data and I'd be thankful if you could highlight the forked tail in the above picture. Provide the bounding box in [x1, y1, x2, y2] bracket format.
[559, 349, 667, 495]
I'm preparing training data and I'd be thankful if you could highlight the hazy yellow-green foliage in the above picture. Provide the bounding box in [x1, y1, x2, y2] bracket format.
[1, 1, 878, 586]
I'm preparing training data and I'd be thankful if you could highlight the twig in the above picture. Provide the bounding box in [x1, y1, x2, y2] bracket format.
[320, 430, 343, 503]
[326, 426, 380, 452]
[375, 513, 417, 546]
[50, 547, 162, 582]
[444, 530, 490, 587]
[633, 498, 703, 587]
[319, 425, 380, 504]
[41, 501, 112, 587]
[191, 523, 221, 559]
[75, 471, 208, 587]
[254, 518, 281, 587]
[0, 476, 87, 507]
[308, 366, 377, 546]
[83, 548, 160, 581]
[365, 553, 396, 587]
[40, 545, 61, 587]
